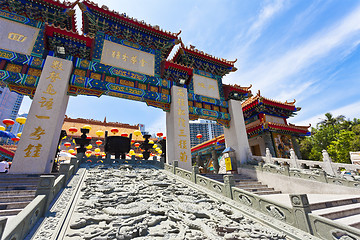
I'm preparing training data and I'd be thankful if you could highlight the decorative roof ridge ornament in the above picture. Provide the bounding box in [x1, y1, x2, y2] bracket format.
[285, 99, 296, 105]
[46, 23, 94, 39]
[36, 0, 74, 8]
[180, 44, 237, 66]
[80, 0, 180, 39]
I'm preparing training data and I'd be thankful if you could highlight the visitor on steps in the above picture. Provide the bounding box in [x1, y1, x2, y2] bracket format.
[0, 159, 9, 173]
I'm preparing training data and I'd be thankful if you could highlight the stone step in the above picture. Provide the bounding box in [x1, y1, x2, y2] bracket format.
[255, 190, 282, 195]
[0, 201, 30, 210]
[239, 186, 273, 191]
[235, 183, 265, 188]
[0, 181, 39, 187]
[0, 190, 36, 196]
[333, 214, 360, 229]
[310, 197, 360, 211]
[0, 185, 37, 191]
[312, 203, 360, 220]
[0, 208, 21, 216]
[0, 195, 35, 203]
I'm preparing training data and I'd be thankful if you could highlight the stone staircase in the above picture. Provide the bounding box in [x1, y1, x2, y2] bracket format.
[201, 173, 282, 195]
[310, 196, 360, 229]
[0, 174, 40, 217]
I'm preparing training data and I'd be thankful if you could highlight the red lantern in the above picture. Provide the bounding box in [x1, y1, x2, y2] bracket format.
[163, 136, 166, 140]
[156, 132, 163, 138]
[131, 139, 135, 143]
[64, 142, 71, 148]
[134, 142, 140, 148]
[69, 127, 78, 135]
[111, 128, 119, 135]
[11, 137, 20, 142]
[86, 136, 92, 140]
[196, 134, 203, 139]
[2, 119, 14, 126]
[96, 140, 102, 145]
[121, 133, 128, 137]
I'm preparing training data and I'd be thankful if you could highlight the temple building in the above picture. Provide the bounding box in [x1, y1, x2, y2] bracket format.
[191, 90, 310, 171]
[60, 116, 145, 153]
[243, 91, 310, 158]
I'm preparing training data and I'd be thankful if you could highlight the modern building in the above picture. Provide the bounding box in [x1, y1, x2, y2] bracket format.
[11, 113, 28, 135]
[0, 86, 24, 132]
[189, 119, 224, 147]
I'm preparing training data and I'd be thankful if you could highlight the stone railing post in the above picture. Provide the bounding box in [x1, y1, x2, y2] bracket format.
[265, 148, 272, 164]
[322, 150, 337, 176]
[290, 148, 300, 169]
[131, 155, 136, 164]
[258, 161, 264, 171]
[290, 194, 313, 234]
[191, 165, 199, 183]
[76, 152, 84, 164]
[0, 217, 7, 239]
[223, 175, 235, 199]
[173, 160, 178, 174]
[283, 165, 290, 176]
[70, 157, 79, 173]
[59, 163, 71, 187]
[159, 157, 165, 169]
[36, 175, 56, 214]
[318, 170, 328, 183]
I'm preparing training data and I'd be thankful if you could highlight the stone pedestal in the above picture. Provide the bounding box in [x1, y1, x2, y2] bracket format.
[166, 86, 192, 171]
[10, 56, 72, 174]
[223, 100, 252, 166]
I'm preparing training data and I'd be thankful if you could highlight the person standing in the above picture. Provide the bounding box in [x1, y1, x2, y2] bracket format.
[0, 159, 9, 173]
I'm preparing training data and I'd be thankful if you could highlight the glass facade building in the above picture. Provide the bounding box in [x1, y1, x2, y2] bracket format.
[0, 87, 24, 132]
[189, 119, 224, 147]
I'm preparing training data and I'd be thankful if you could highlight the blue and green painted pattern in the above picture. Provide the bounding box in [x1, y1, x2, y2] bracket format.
[0, 49, 44, 68]
[189, 106, 230, 121]
[70, 75, 170, 104]
[0, 70, 39, 87]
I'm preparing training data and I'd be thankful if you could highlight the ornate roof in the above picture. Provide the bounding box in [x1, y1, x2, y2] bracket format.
[161, 60, 193, 85]
[80, 0, 180, 39]
[172, 43, 237, 76]
[64, 115, 139, 130]
[191, 134, 225, 153]
[242, 90, 300, 119]
[0, 0, 77, 31]
[246, 121, 310, 137]
[222, 84, 252, 101]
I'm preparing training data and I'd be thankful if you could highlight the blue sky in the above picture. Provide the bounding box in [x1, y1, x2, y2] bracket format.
[19, 0, 360, 133]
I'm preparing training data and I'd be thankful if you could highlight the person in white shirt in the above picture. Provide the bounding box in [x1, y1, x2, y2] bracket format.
[0, 160, 9, 173]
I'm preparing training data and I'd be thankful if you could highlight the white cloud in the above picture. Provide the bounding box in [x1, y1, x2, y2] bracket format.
[229, 3, 360, 101]
[292, 100, 360, 127]
[247, 0, 286, 40]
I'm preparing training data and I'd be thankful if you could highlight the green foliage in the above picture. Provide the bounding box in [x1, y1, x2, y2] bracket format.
[299, 113, 360, 163]
[327, 130, 355, 163]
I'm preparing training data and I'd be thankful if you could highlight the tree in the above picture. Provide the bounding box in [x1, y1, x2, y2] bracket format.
[317, 113, 345, 131]
[299, 113, 360, 163]
[327, 130, 356, 164]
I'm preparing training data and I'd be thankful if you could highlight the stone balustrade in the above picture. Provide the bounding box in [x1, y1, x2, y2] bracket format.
[164, 160, 360, 239]
[253, 148, 360, 177]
